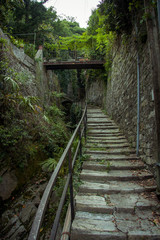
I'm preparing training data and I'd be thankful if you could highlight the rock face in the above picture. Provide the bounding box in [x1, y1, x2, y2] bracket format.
[0, 170, 17, 200]
[71, 107, 160, 240]
[87, 79, 104, 106]
[0, 176, 47, 240]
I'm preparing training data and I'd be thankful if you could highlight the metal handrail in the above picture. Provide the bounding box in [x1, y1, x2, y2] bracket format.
[28, 104, 87, 240]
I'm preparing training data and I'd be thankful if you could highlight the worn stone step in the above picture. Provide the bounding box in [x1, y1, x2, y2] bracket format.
[86, 148, 133, 154]
[75, 192, 159, 214]
[86, 143, 130, 148]
[87, 109, 102, 112]
[88, 126, 118, 130]
[83, 160, 145, 171]
[85, 149, 135, 155]
[71, 211, 125, 240]
[87, 119, 114, 123]
[88, 135, 126, 140]
[71, 210, 160, 240]
[80, 169, 153, 182]
[87, 139, 128, 144]
[79, 180, 156, 194]
[88, 133, 124, 138]
[88, 132, 122, 136]
[89, 128, 120, 133]
[71, 107, 160, 240]
[88, 122, 115, 126]
[87, 116, 109, 119]
[88, 154, 139, 161]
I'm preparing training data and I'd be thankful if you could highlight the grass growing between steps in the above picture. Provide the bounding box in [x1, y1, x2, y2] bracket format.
[87, 142, 107, 151]
[89, 147, 107, 151]
[99, 159, 112, 173]
[73, 154, 90, 194]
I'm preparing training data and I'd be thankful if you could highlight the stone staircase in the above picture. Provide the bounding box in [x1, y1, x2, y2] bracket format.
[71, 107, 160, 240]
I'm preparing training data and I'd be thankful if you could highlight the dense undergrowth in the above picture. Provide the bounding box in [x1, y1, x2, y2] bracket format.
[0, 38, 69, 188]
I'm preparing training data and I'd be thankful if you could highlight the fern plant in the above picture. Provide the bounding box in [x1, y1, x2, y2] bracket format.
[40, 158, 57, 172]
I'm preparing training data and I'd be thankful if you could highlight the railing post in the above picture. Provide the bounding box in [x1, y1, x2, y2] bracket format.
[68, 148, 74, 222]
[79, 126, 82, 157]
[84, 105, 87, 144]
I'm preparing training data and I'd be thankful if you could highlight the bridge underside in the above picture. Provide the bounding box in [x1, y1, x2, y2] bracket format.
[43, 60, 105, 70]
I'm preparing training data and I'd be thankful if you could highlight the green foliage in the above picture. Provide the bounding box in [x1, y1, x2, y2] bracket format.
[40, 158, 57, 172]
[4, 76, 19, 92]
[0, 38, 7, 45]
[54, 69, 78, 97]
[24, 43, 36, 59]
[47, 104, 64, 117]
[106, 160, 111, 173]
[9, 35, 24, 48]
[15, 70, 33, 86]
[87, 9, 100, 36]
[70, 103, 82, 127]
[73, 154, 89, 193]
[51, 91, 64, 98]
[98, 0, 132, 34]
[0, 53, 68, 172]
[98, 0, 144, 35]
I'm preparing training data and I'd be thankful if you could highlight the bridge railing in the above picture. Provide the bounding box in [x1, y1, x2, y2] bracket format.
[28, 104, 87, 240]
[44, 49, 103, 62]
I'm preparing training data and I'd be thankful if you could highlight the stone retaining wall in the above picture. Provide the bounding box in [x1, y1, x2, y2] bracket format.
[104, 35, 157, 167]
[0, 28, 37, 97]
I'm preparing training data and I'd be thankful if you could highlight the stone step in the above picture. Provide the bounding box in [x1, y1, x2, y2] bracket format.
[88, 135, 126, 140]
[88, 122, 115, 126]
[86, 149, 135, 155]
[71, 107, 160, 240]
[87, 114, 104, 116]
[71, 211, 125, 240]
[79, 180, 156, 194]
[87, 109, 102, 112]
[83, 160, 145, 171]
[87, 153, 139, 161]
[88, 126, 118, 130]
[86, 152, 136, 157]
[71, 210, 160, 240]
[86, 143, 130, 148]
[80, 169, 153, 182]
[87, 116, 109, 119]
[75, 192, 159, 214]
[88, 133, 124, 138]
[87, 139, 128, 144]
[87, 119, 114, 123]
[88, 129, 120, 133]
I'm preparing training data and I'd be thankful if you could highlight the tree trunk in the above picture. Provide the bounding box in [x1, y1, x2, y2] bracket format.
[144, 0, 160, 193]
[24, 0, 30, 24]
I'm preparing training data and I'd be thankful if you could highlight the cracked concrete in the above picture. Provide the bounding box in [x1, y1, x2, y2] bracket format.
[71, 107, 160, 240]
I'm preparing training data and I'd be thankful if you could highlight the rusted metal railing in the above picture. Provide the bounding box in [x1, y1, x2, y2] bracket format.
[28, 104, 87, 240]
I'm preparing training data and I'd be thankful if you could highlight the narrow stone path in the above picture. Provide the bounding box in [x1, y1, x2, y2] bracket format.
[71, 107, 160, 240]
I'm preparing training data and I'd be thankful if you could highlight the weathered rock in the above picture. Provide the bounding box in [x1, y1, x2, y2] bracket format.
[0, 174, 49, 240]
[19, 202, 37, 226]
[0, 170, 17, 200]
[1, 211, 27, 240]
